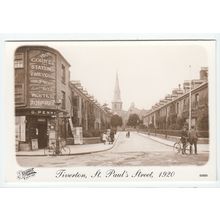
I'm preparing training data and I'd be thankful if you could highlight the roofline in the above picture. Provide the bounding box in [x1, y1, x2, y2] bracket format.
[143, 81, 208, 118]
[69, 82, 112, 115]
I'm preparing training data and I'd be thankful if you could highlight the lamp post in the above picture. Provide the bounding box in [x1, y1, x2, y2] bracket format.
[55, 99, 61, 155]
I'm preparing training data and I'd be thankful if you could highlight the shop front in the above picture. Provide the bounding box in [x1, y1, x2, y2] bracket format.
[15, 45, 71, 151]
[16, 109, 57, 151]
[16, 108, 70, 151]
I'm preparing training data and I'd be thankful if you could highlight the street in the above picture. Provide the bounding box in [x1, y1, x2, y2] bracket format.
[17, 131, 209, 167]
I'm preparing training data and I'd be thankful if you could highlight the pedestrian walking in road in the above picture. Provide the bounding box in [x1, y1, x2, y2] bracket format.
[188, 126, 198, 155]
[109, 130, 115, 144]
[126, 131, 130, 138]
[180, 126, 188, 154]
[127, 131, 130, 138]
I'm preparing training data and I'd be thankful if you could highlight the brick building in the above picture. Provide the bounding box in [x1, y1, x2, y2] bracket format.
[15, 46, 71, 150]
[69, 81, 112, 138]
[15, 45, 112, 150]
[143, 68, 209, 137]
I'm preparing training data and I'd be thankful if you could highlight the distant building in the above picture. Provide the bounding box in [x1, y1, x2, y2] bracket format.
[124, 102, 149, 125]
[111, 74, 148, 128]
[143, 67, 209, 136]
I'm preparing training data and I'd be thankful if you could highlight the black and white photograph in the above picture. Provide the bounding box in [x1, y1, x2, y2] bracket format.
[4, 39, 217, 182]
[1, 2, 220, 220]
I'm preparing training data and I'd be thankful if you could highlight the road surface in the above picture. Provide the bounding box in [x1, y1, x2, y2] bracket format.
[17, 131, 208, 167]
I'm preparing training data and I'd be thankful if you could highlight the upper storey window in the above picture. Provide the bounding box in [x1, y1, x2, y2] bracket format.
[14, 53, 24, 68]
[61, 64, 66, 84]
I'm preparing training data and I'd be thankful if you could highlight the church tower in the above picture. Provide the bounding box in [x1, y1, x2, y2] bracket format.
[112, 73, 123, 115]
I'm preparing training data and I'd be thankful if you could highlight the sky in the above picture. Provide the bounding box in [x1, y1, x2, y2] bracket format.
[11, 41, 214, 111]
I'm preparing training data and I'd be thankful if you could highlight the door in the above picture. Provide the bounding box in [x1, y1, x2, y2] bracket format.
[37, 120, 48, 149]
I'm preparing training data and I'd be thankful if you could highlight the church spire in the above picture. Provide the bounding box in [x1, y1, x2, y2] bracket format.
[112, 73, 122, 114]
[113, 73, 122, 102]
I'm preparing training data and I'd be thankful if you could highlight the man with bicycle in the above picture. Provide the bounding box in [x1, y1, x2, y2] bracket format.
[180, 126, 189, 154]
[188, 125, 198, 155]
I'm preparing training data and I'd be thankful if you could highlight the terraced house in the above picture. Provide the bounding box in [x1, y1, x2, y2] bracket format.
[68, 80, 112, 144]
[143, 67, 209, 139]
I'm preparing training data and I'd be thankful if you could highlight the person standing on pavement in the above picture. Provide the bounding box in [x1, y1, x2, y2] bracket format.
[180, 126, 188, 154]
[188, 125, 198, 155]
[102, 132, 108, 144]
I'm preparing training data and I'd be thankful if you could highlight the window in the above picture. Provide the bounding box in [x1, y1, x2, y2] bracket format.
[15, 84, 25, 104]
[195, 93, 199, 108]
[14, 53, 24, 68]
[61, 64, 65, 83]
[61, 91, 65, 109]
[176, 102, 179, 114]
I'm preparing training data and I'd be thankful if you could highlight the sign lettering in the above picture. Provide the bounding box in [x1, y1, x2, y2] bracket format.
[28, 50, 56, 108]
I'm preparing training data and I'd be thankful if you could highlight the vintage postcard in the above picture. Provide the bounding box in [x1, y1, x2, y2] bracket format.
[2, 38, 218, 186]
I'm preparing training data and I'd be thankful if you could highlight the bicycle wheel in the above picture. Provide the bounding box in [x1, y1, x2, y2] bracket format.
[184, 143, 191, 155]
[173, 143, 181, 154]
[61, 146, 71, 155]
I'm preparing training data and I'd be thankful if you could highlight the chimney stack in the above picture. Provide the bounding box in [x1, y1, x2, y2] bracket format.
[200, 67, 208, 81]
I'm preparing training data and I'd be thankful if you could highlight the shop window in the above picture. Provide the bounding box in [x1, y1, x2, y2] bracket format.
[14, 53, 24, 68]
[61, 91, 65, 109]
[61, 64, 65, 84]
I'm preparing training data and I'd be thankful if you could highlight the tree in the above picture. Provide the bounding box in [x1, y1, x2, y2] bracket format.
[127, 113, 140, 128]
[197, 105, 209, 130]
[110, 114, 123, 128]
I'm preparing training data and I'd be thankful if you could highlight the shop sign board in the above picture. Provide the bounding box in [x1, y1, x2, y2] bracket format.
[28, 50, 56, 109]
[31, 139, 38, 150]
[73, 127, 83, 145]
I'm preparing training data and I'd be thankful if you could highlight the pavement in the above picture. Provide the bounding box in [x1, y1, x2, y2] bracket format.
[138, 132, 209, 153]
[16, 133, 120, 156]
[17, 131, 209, 167]
[16, 131, 209, 157]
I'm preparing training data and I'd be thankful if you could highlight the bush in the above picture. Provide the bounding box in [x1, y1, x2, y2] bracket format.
[111, 114, 123, 128]
[148, 123, 154, 129]
[175, 117, 185, 130]
[91, 129, 101, 137]
[83, 130, 93, 137]
[83, 129, 102, 137]
[197, 116, 209, 130]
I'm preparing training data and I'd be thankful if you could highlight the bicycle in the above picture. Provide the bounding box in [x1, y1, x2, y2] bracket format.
[59, 139, 71, 155]
[173, 138, 191, 154]
[44, 139, 71, 156]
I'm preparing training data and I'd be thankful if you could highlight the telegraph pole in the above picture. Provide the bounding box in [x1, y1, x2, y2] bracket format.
[189, 65, 192, 130]
[55, 99, 61, 155]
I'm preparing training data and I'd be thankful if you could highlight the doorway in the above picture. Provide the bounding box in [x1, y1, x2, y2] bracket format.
[37, 122, 48, 149]
[29, 117, 48, 150]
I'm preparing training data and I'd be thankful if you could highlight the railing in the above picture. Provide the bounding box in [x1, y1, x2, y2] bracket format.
[140, 129, 209, 138]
